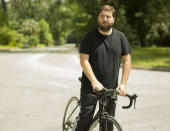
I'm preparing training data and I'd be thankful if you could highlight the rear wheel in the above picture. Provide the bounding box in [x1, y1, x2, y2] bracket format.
[63, 96, 80, 131]
[88, 116, 123, 131]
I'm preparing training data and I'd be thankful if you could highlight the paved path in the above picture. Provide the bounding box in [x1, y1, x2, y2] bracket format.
[0, 52, 170, 131]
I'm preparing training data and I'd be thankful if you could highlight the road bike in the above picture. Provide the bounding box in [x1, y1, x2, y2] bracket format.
[63, 85, 137, 131]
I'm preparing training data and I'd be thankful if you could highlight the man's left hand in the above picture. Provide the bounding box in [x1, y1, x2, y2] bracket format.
[117, 84, 127, 96]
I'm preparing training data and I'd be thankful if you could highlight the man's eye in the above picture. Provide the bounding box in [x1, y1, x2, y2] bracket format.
[100, 15, 112, 19]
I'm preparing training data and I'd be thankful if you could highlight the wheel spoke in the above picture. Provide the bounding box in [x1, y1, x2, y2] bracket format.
[89, 116, 122, 131]
[63, 97, 80, 131]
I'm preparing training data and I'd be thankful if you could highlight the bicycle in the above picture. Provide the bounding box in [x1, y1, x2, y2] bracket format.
[63, 86, 137, 131]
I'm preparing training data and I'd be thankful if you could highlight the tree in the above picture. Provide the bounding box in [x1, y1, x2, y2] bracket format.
[20, 19, 40, 36]
[10, 0, 24, 13]
[0, 10, 8, 27]
[146, 0, 170, 47]
[20, 19, 40, 47]
[47, 1, 73, 44]
[118, 0, 170, 47]
[1, 0, 7, 12]
[39, 19, 54, 46]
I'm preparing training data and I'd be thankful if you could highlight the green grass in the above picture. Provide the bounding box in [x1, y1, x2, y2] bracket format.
[0, 45, 19, 49]
[0, 43, 47, 49]
[131, 47, 170, 68]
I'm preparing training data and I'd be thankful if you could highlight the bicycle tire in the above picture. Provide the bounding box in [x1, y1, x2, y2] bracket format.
[88, 116, 123, 131]
[63, 96, 80, 131]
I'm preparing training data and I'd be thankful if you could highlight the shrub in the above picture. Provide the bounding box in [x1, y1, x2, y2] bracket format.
[0, 11, 8, 27]
[39, 19, 54, 46]
[0, 26, 25, 47]
[25, 35, 39, 48]
[20, 19, 40, 36]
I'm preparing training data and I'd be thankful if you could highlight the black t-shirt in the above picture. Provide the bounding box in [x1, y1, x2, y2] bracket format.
[80, 28, 131, 93]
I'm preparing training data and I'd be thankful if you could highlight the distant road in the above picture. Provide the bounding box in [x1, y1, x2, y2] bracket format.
[0, 52, 170, 131]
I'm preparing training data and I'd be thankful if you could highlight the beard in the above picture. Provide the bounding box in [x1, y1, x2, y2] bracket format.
[97, 20, 114, 32]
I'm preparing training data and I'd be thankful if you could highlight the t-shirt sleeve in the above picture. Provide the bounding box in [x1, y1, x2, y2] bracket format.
[79, 32, 91, 54]
[120, 33, 132, 56]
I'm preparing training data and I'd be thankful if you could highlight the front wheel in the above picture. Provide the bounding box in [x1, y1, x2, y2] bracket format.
[63, 96, 80, 131]
[88, 116, 123, 131]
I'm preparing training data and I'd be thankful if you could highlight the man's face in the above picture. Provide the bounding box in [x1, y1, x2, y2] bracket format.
[97, 10, 115, 32]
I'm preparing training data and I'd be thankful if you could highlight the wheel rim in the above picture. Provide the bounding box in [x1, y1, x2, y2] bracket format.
[89, 117, 122, 131]
[63, 97, 80, 131]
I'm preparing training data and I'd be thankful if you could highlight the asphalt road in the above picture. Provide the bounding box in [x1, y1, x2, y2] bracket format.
[0, 52, 170, 131]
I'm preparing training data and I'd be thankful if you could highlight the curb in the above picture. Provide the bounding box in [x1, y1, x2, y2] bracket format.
[120, 65, 170, 72]
[0, 49, 78, 53]
[131, 66, 170, 72]
[0, 45, 78, 53]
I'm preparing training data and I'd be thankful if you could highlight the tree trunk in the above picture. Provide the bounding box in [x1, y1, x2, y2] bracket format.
[138, 19, 146, 47]
[138, 0, 148, 47]
[1, 0, 7, 12]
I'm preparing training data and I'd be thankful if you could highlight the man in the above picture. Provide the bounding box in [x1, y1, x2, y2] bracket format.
[73, 4, 131, 131]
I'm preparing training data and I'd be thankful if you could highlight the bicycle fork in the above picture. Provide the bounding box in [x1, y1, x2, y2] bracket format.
[99, 99, 109, 131]
[99, 99, 117, 131]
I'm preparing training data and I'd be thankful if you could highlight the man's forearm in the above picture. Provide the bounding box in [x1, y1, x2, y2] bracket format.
[80, 53, 104, 91]
[120, 55, 131, 85]
[80, 60, 98, 83]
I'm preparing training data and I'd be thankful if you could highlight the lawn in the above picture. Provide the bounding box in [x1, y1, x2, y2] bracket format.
[131, 47, 170, 68]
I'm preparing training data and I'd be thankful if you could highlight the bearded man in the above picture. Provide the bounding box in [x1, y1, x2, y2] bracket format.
[73, 4, 132, 131]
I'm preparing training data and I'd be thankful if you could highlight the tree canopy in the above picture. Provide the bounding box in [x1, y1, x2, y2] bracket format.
[0, 0, 170, 47]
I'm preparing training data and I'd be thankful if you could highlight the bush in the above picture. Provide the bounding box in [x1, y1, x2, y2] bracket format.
[9, 33, 25, 48]
[25, 35, 40, 48]
[58, 36, 66, 45]
[0, 26, 11, 45]
[39, 19, 54, 46]
[0, 11, 8, 27]
[20, 19, 40, 36]
[0, 26, 25, 47]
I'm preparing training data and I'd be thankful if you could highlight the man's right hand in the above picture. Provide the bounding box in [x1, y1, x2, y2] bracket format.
[91, 80, 104, 92]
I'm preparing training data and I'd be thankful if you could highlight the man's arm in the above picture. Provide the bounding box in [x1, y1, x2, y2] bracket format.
[117, 54, 131, 96]
[80, 53, 103, 91]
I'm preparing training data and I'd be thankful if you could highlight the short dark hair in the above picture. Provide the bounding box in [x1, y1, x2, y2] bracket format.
[97, 5, 116, 17]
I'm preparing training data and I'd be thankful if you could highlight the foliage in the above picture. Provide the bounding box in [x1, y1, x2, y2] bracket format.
[18, 19, 41, 47]
[47, 2, 72, 44]
[0, 26, 24, 47]
[25, 35, 39, 48]
[145, 1, 170, 47]
[65, 2, 93, 43]
[115, 6, 138, 45]
[118, 0, 170, 47]
[39, 19, 54, 46]
[11, 0, 49, 21]
[146, 22, 170, 47]
[20, 19, 40, 36]
[0, 0, 170, 47]
[0, 11, 8, 27]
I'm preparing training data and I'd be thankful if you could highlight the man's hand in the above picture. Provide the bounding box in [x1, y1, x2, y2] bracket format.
[117, 84, 127, 96]
[91, 80, 104, 92]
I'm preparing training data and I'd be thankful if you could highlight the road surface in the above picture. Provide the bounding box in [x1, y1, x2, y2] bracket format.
[0, 52, 170, 131]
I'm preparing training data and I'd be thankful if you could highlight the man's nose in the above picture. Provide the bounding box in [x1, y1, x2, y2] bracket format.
[103, 16, 107, 21]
